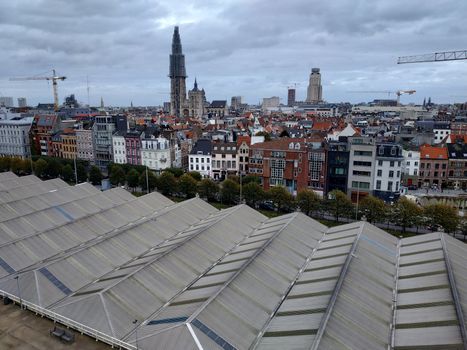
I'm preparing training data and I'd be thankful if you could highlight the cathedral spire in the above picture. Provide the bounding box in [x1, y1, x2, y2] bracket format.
[172, 26, 183, 55]
[193, 77, 198, 91]
[169, 26, 187, 117]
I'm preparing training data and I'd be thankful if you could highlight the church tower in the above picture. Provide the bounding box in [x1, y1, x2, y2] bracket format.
[169, 26, 188, 117]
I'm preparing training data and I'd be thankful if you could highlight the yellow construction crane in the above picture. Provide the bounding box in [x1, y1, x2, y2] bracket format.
[347, 90, 416, 105]
[10, 69, 66, 111]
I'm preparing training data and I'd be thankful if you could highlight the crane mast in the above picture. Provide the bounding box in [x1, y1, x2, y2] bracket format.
[10, 69, 66, 111]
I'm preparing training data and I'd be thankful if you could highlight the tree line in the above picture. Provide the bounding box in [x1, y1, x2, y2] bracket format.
[1, 156, 464, 237]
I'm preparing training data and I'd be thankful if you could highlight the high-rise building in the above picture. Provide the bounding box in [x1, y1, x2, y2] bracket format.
[287, 88, 296, 107]
[17, 97, 27, 108]
[0, 97, 14, 107]
[306, 68, 322, 103]
[169, 26, 188, 117]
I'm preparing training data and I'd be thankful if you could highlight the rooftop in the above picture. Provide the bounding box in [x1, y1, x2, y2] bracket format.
[0, 172, 466, 350]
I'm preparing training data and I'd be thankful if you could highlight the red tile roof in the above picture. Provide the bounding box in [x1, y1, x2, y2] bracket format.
[251, 138, 307, 151]
[237, 135, 251, 147]
[419, 144, 448, 160]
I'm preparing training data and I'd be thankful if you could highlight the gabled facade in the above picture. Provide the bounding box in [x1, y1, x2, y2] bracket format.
[141, 136, 171, 172]
[189, 139, 212, 178]
[211, 141, 238, 180]
[418, 144, 448, 188]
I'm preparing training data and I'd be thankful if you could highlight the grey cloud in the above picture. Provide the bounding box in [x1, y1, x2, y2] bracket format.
[1, 0, 466, 106]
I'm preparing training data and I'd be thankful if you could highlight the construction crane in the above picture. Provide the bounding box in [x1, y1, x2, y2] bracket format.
[347, 90, 416, 105]
[10, 69, 66, 111]
[397, 50, 467, 64]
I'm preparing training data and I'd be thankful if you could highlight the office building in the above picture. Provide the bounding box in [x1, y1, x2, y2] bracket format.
[306, 68, 322, 103]
[287, 88, 296, 107]
[347, 137, 376, 202]
[17, 97, 27, 108]
[0, 97, 14, 108]
[0, 117, 33, 159]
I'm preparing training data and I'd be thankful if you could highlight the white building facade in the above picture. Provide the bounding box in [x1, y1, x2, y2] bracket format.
[373, 144, 404, 202]
[141, 136, 171, 172]
[189, 139, 212, 178]
[402, 150, 420, 176]
[112, 133, 126, 164]
[347, 137, 376, 201]
[0, 117, 33, 159]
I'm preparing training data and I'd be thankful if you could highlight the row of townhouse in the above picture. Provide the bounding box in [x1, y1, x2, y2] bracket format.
[401, 141, 467, 190]
[188, 135, 404, 202]
[27, 113, 184, 172]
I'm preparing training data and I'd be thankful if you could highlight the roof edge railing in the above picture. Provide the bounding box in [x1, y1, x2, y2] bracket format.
[0, 289, 136, 350]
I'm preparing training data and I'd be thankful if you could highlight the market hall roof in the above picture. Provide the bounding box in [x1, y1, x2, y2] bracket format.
[0, 172, 465, 350]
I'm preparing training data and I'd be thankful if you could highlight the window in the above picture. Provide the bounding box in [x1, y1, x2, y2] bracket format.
[388, 181, 393, 191]
[378, 160, 383, 166]
[397, 171, 400, 178]
[353, 170, 371, 176]
[435, 163, 439, 169]
[391, 147, 396, 155]
[376, 180, 381, 190]
[389, 171, 394, 177]
[335, 168, 345, 175]
[376, 169, 382, 176]
[352, 181, 370, 189]
[354, 150, 372, 157]
[353, 161, 372, 167]
[390, 161, 394, 167]
[414, 161, 418, 166]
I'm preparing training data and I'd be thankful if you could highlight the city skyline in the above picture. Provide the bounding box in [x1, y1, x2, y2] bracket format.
[1, 0, 467, 107]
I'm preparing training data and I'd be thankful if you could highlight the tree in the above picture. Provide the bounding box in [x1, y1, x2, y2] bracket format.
[76, 163, 87, 183]
[89, 166, 103, 185]
[165, 167, 184, 178]
[139, 169, 158, 193]
[60, 164, 74, 183]
[126, 169, 140, 190]
[0, 157, 11, 172]
[45, 158, 61, 179]
[268, 186, 294, 212]
[198, 178, 219, 201]
[109, 165, 126, 186]
[424, 203, 460, 233]
[242, 182, 265, 207]
[34, 158, 48, 178]
[391, 197, 423, 233]
[326, 190, 353, 222]
[359, 195, 387, 223]
[179, 173, 198, 198]
[9, 158, 24, 175]
[187, 171, 202, 181]
[242, 175, 260, 185]
[157, 171, 177, 196]
[297, 189, 321, 216]
[220, 179, 239, 204]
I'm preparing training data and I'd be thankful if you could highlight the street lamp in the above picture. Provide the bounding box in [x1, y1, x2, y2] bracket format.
[355, 182, 360, 221]
[132, 319, 139, 350]
[14, 276, 22, 310]
[145, 165, 149, 194]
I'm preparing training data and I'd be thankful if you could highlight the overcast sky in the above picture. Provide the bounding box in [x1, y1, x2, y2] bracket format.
[1, 0, 467, 107]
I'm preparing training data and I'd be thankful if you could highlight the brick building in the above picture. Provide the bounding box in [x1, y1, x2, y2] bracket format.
[418, 144, 448, 188]
[249, 138, 309, 195]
